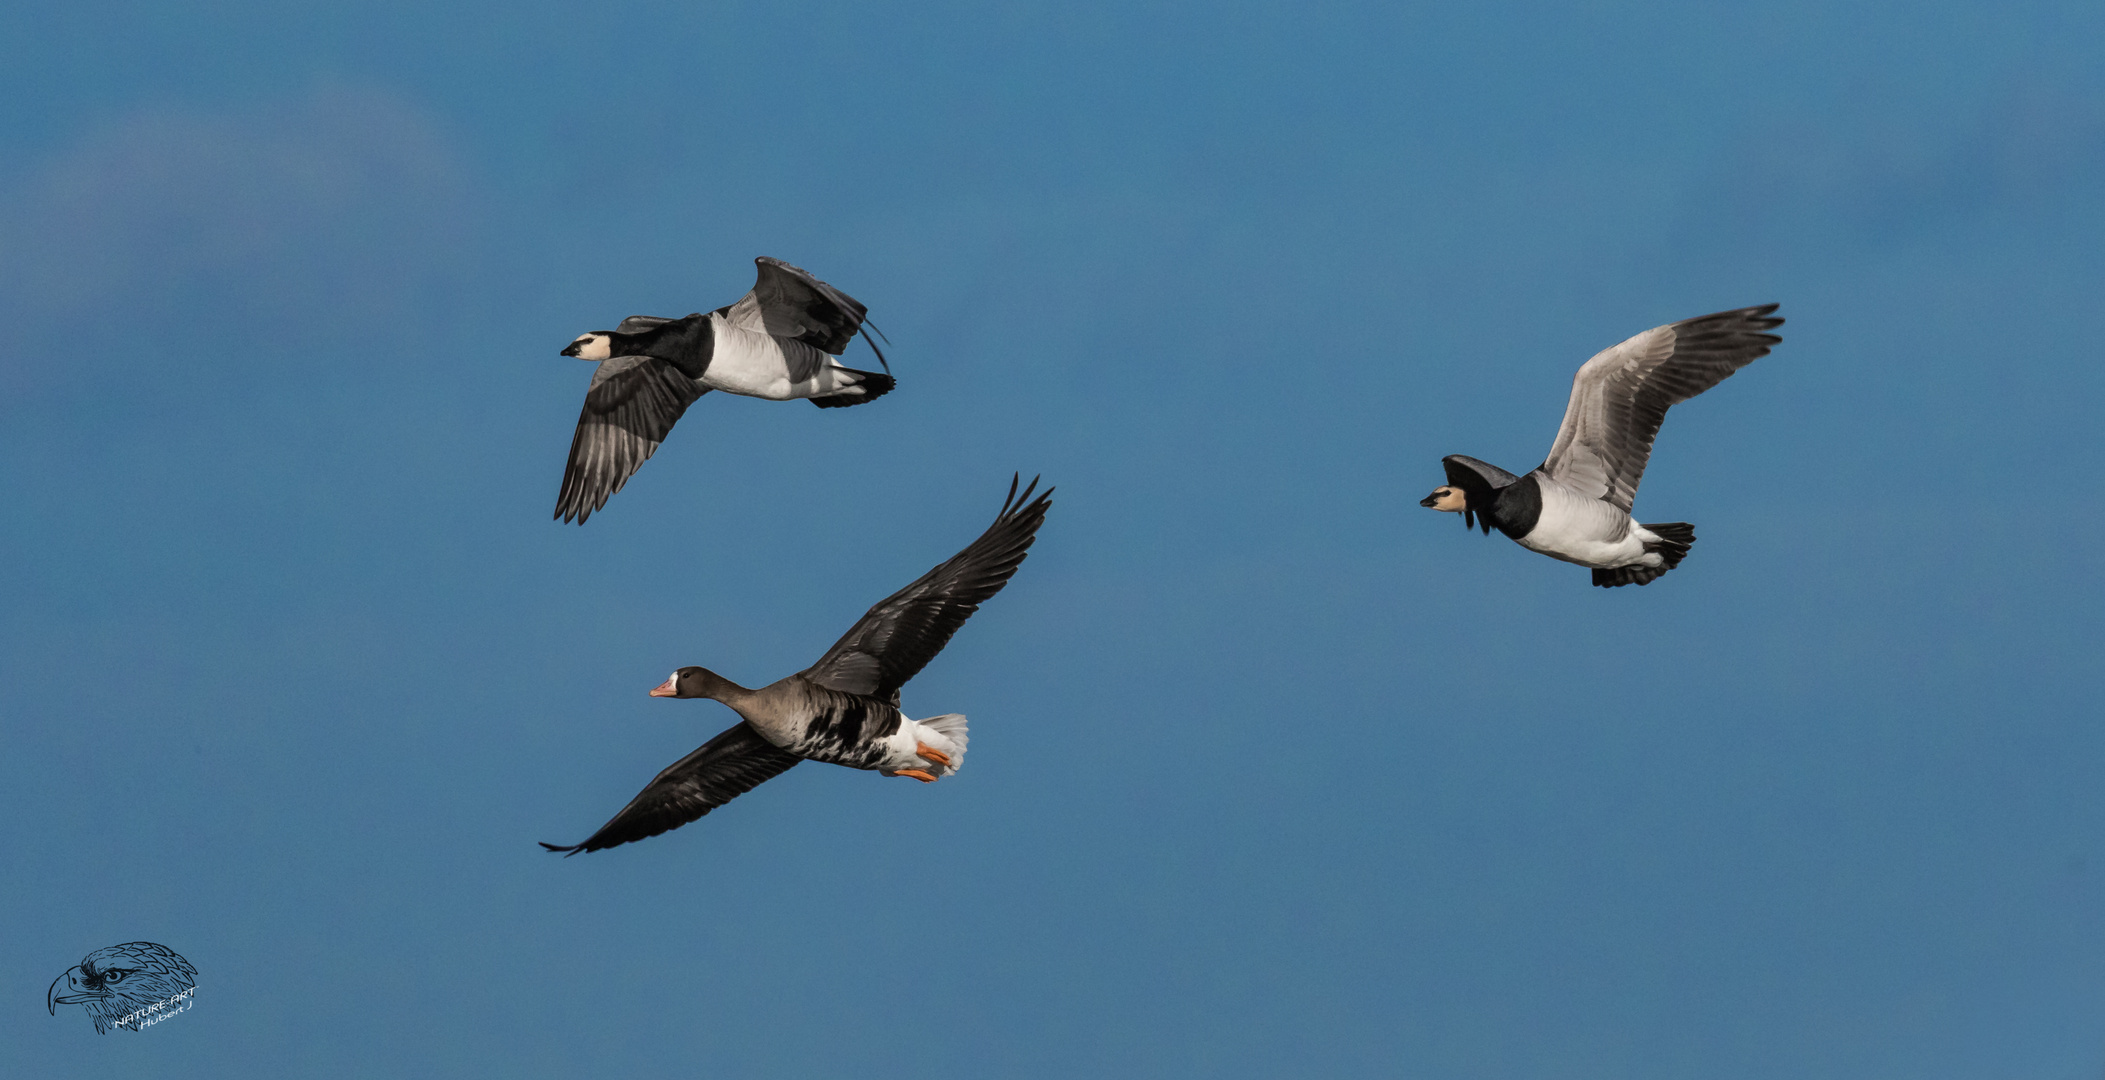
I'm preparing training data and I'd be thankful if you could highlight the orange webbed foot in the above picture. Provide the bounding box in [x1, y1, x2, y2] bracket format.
[915, 743, 952, 768]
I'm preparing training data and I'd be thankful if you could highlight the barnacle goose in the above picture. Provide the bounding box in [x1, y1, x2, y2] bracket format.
[1421, 304, 1783, 587]
[554, 257, 895, 524]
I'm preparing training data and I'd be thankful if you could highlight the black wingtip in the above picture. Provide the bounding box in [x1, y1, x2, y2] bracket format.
[1689, 302, 1784, 334]
[555, 473, 602, 525]
[998, 473, 1053, 519]
[857, 324, 891, 374]
[555, 481, 616, 525]
[539, 841, 585, 857]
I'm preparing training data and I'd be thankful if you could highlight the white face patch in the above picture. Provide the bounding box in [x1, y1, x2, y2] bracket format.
[570, 334, 612, 361]
[1428, 486, 1469, 512]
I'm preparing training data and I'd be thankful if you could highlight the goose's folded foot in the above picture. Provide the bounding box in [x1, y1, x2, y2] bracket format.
[916, 743, 952, 768]
[881, 768, 939, 783]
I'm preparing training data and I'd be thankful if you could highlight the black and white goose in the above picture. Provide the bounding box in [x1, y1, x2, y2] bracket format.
[1420, 304, 1783, 587]
[541, 476, 1053, 854]
[554, 257, 895, 524]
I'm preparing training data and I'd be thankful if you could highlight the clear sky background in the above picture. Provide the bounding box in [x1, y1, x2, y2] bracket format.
[3, 1, 2102, 1076]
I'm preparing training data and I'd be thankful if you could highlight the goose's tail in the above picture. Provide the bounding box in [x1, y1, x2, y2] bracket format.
[809, 367, 895, 409]
[1592, 522, 1695, 588]
[912, 714, 968, 777]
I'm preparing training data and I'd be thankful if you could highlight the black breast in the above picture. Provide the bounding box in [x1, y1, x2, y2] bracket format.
[1491, 473, 1543, 540]
[640, 315, 715, 379]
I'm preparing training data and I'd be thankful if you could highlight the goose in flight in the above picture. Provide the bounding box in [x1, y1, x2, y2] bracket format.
[1420, 304, 1783, 587]
[541, 476, 1054, 854]
[554, 257, 894, 524]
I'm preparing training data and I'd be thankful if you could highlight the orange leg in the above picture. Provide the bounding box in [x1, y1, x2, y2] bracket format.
[916, 743, 952, 768]
[885, 768, 938, 783]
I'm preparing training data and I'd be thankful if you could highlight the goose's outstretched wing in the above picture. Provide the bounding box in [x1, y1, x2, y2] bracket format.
[540, 721, 802, 855]
[799, 476, 1053, 703]
[1541, 304, 1783, 513]
[555, 355, 709, 524]
[722, 257, 890, 372]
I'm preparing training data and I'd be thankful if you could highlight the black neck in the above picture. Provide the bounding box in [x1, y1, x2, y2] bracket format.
[1484, 473, 1542, 539]
[624, 315, 714, 377]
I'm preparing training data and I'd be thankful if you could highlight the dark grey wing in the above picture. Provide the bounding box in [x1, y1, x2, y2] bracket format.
[722, 257, 891, 371]
[799, 476, 1053, 702]
[540, 721, 803, 855]
[554, 355, 709, 524]
[1541, 304, 1783, 513]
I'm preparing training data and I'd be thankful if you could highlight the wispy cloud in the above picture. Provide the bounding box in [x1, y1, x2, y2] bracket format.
[0, 85, 479, 386]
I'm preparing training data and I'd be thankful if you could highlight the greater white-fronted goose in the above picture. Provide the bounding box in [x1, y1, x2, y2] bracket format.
[541, 476, 1053, 854]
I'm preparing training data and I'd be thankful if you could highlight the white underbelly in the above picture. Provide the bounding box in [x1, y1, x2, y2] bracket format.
[701, 320, 849, 400]
[1518, 530, 1651, 568]
[701, 327, 798, 398]
[1517, 481, 1652, 568]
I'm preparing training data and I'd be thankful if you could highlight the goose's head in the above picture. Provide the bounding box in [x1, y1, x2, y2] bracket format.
[561, 333, 614, 361]
[649, 666, 737, 700]
[1420, 486, 1468, 512]
[1425, 455, 1522, 535]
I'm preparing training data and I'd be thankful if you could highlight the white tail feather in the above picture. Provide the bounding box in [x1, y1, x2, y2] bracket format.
[918, 713, 968, 776]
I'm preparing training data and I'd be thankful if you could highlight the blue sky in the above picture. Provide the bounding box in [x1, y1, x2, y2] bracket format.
[3, 1, 2102, 1076]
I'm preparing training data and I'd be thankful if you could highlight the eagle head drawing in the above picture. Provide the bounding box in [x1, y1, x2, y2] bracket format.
[48, 942, 197, 1033]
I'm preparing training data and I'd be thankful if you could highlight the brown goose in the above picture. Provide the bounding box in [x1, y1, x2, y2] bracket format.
[554, 256, 894, 524]
[541, 476, 1053, 854]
